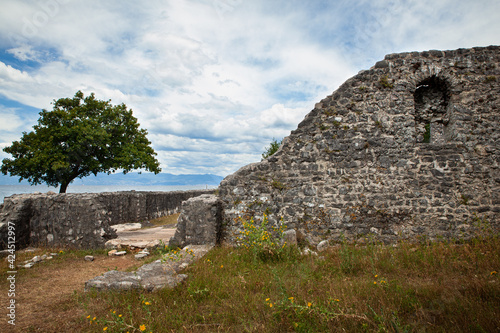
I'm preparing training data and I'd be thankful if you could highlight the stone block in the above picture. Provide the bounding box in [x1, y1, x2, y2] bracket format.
[169, 195, 222, 248]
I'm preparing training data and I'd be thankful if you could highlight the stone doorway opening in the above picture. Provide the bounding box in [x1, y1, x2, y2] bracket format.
[414, 76, 451, 144]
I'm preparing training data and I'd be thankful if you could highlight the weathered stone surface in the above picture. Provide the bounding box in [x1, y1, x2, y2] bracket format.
[111, 223, 142, 232]
[0, 190, 213, 250]
[169, 195, 223, 248]
[85, 245, 213, 292]
[317, 240, 329, 252]
[85, 255, 95, 261]
[282, 229, 298, 246]
[218, 46, 500, 245]
[135, 252, 149, 260]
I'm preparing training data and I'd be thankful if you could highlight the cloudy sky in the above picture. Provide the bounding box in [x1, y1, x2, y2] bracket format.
[0, 0, 499, 178]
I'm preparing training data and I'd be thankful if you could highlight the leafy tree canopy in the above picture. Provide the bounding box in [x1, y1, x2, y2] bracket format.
[261, 138, 282, 160]
[1, 91, 161, 193]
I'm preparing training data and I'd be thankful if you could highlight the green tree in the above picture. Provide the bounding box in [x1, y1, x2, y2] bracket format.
[1, 91, 161, 193]
[261, 138, 282, 160]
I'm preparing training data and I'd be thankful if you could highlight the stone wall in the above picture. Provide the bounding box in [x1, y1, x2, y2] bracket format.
[169, 194, 223, 248]
[0, 189, 214, 250]
[219, 46, 500, 245]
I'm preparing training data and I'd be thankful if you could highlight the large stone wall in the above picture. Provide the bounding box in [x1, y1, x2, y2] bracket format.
[0, 190, 214, 250]
[219, 46, 500, 245]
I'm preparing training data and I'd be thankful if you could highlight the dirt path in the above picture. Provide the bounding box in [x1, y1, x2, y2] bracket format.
[1, 225, 177, 332]
[112, 226, 176, 248]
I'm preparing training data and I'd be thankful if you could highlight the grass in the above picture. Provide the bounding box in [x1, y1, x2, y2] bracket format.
[147, 213, 180, 227]
[2, 231, 499, 332]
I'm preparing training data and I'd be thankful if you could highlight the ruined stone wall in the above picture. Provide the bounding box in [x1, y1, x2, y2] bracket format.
[0, 189, 214, 250]
[219, 46, 500, 245]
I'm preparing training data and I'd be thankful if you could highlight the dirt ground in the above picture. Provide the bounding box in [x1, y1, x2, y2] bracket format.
[1, 225, 176, 332]
[1, 252, 139, 332]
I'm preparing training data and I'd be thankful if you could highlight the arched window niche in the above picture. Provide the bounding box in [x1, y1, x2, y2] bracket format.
[414, 76, 451, 144]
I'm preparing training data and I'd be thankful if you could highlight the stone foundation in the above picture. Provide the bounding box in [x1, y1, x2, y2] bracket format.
[0, 190, 214, 250]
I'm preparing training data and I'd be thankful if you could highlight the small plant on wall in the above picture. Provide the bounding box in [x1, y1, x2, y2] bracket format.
[379, 75, 394, 89]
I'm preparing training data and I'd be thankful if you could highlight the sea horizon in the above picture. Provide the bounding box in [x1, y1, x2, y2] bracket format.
[0, 184, 218, 204]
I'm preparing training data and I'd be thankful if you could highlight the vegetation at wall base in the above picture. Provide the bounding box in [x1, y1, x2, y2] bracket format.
[3, 234, 497, 332]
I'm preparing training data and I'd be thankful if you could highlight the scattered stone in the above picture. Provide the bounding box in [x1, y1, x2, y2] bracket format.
[32, 256, 43, 263]
[302, 248, 318, 256]
[317, 240, 329, 252]
[85, 255, 95, 261]
[46, 256, 53, 260]
[111, 223, 142, 233]
[114, 251, 127, 256]
[134, 253, 148, 260]
[50, 253, 58, 256]
[108, 250, 117, 256]
[18, 262, 35, 269]
[85, 245, 213, 292]
[105, 238, 163, 250]
[23, 247, 41, 253]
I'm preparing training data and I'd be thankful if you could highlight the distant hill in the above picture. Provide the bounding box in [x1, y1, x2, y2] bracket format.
[0, 173, 224, 186]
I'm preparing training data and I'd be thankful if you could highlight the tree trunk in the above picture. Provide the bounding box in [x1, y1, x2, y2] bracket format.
[59, 182, 69, 193]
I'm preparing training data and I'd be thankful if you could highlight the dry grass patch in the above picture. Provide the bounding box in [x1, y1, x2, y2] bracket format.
[148, 213, 180, 227]
[0, 248, 139, 332]
[1, 235, 499, 332]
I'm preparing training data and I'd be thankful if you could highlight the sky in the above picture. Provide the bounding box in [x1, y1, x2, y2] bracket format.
[0, 0, 499, 178]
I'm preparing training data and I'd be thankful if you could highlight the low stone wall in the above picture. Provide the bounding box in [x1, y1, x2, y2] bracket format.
[0, 189, 214, 250]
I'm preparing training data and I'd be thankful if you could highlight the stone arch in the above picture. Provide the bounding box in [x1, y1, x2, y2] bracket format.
[413, 76, 451, 143]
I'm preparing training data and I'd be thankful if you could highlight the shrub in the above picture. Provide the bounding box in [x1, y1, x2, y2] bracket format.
[262, 138, 282, 160]
[235, 214, 290, 262]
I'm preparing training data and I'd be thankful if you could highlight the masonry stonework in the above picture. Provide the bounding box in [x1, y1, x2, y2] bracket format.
[219, 46, 500, 245]
[0, 190, 213, 250]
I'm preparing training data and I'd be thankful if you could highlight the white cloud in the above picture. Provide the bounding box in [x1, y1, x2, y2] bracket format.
[0, 0, 499, 177]
[0, 108, 24, 132]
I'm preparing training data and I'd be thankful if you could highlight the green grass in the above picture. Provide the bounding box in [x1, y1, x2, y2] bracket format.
[78, 236, 500, 332]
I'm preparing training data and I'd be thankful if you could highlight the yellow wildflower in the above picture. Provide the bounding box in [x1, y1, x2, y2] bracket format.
[307, 302, 312, 307]
[139, 324, 146, 331]
[119, 314, 122, 317]
[269, 303, 273, 308]
[103, 328, 108, 331]
[87, 315, 91, 319]
[491, 271, 498, 275]
[374, 281, 377, 285]
[144, 302, 150, 305]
